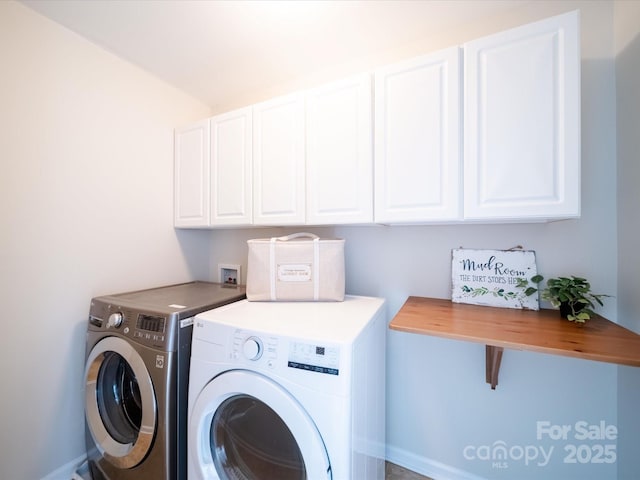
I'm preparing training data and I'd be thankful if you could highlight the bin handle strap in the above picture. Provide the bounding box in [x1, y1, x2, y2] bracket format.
[313, 238, 319, 300]
[269, 239, 276, 300]
[274, 232, 319, 241]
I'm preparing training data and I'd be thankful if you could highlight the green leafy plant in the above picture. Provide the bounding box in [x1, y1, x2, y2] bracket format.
[516, 274, 545, 297]
[540, 276, 609, 323]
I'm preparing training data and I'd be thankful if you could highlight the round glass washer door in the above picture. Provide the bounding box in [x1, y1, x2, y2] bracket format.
[85, 336, 157, 469]
[189, 370, 331, 480]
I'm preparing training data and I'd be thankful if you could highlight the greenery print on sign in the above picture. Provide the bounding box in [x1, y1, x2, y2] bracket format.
[451, 248, 540, 310]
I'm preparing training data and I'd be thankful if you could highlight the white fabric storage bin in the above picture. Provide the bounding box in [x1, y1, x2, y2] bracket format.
[247, 232, 345, 301]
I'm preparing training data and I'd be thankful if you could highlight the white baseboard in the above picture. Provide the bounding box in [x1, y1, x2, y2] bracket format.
[40, 455, 86, 480]
[386, 445, 488, 480]
[48, 448, 480, 480]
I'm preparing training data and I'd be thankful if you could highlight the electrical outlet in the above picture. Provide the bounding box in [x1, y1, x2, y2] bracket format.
[218, 264, 241, 286]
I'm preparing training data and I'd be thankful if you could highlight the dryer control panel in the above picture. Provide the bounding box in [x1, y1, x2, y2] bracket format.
[88, 299, 180, 351]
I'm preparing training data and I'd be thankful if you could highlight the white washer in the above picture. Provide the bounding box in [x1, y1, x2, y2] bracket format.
[188, 296, 386, 480]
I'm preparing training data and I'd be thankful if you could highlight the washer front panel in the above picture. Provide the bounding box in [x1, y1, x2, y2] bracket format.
[190, 370, 331, 480]
[85, 336, 157, 469]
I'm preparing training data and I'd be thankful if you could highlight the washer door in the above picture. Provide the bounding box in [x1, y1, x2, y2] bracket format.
[85, 336, 157, 469]
[190, 370, 331, 480]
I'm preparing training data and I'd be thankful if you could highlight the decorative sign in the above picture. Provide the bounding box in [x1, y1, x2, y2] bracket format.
[451, 248, 539, 310]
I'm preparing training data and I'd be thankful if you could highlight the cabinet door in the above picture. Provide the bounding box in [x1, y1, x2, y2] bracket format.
[174, 119, 210, 227]
[374, 47, 462, 224]
[464, 10, 580, 221]
[306, 74, 373, 225]
[210, 107, 252, 226]
[253, 93, 305, 225]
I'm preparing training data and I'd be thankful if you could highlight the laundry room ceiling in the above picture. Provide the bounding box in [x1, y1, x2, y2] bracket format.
[21, 0, 529, 112]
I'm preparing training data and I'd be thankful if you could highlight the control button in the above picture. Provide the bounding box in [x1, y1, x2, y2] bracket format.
[123, 327, 129, 334]
[242, 337, 263, 361]
[107, 312, 123, 329]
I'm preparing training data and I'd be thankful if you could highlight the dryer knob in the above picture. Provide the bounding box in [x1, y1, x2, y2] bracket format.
[107, 312, 123, 329]
[242, 337, 262, 361]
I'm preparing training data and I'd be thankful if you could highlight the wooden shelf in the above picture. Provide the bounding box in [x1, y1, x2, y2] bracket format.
[389, 296, 640, 389]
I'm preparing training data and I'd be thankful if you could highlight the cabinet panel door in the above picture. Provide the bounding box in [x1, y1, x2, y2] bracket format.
[174, 119, 210, 227]
[374, 47, 462, 223]
[306, 74, 373, 225]
[464, 10, 580, 220]
[210, 107, 252, 226]
[253, 93, 305, 225]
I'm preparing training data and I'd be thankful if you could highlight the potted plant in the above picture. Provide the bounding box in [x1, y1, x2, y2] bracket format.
[540, 276, 609, 323]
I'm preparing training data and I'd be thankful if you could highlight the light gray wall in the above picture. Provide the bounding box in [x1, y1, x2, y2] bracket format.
[614, 1, 640, 479]
[614, 0, 640, 335]
[208, 3, 625, 479]
[2, 0, 634, 479]
[0, 3, 211, 478]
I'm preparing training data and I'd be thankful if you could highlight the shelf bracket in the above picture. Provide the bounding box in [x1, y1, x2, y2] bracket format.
[485, 345, 504, 390]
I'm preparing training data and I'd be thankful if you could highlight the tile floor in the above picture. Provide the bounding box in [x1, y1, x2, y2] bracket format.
[385, 461, 433, 480]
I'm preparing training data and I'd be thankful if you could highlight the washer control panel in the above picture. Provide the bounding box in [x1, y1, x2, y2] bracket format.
[231, 329, 340, 376]
[288, 342, 340, 376]
[242, 336, 263, 360]
[232, 331, 279, 368]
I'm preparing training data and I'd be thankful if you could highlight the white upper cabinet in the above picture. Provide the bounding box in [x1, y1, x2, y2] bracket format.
[210, 107, 253, 226]
[463, 10, 580, 221]
[174, 119, 210, 228]
[374, 46, 462, 223]
[174, 11, 581, 229]
[252, 93, 306, 225]
[306, 74, 373, 225]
